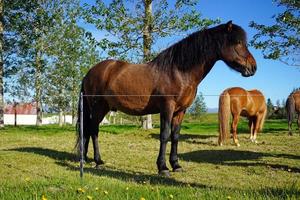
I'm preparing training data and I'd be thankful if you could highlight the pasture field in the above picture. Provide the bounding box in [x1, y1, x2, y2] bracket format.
[0, 114, 299, 200]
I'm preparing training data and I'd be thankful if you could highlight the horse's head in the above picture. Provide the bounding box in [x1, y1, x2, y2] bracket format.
[219, 21, 257, 77]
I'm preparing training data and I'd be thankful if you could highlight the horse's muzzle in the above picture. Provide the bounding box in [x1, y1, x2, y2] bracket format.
[242, 64, 256, 77]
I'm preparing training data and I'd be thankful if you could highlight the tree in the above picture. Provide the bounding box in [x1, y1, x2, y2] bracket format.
[0, 0, 3, 128]
[42, 0, 100, 126]
[4, 0, 58, 125]
[266, 98, 274, 118]
[4, 0, 92, 126]
[83, 0, 219, 129]
[187, 93, 207, 117]
[249, 0, 300, 66]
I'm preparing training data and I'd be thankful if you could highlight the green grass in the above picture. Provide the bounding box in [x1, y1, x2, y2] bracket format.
[0, 116, 300, 200]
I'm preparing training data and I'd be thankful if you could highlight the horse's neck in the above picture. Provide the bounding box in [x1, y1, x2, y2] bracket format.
[187, 60, 217, 86]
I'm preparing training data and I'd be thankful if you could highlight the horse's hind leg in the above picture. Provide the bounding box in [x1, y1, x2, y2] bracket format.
[248, 117, 254, 141]
[252, 116, 260, 143]
[81, 105, 90, 162]
[297, 114, 300, 135]
[288, 119, 293, 136]
[90, 100, 109, 167]
[83, 134, 90, 162]
[170, 110, 185, 172]
[231, 114, 240, 146]
[288, 112, 293, 136]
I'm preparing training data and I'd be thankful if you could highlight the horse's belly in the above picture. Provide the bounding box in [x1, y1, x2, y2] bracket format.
[106, 96, 160, 115]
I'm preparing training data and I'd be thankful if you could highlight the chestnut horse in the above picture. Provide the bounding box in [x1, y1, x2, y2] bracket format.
[218, 87, 266, 146]
[286, 90, 300, 135]
[76, 21, 257, 176]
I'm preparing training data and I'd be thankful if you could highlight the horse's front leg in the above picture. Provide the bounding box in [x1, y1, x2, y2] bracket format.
[170, 111, 185, 172]
[157, 105, 174, 176]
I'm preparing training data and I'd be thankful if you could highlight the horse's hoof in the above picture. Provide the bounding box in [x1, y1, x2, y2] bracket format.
[98, 159, 105, 165]
[95, 160, 105, 169]
[173, 167, 183, 172]
[158, 170, 170, 177]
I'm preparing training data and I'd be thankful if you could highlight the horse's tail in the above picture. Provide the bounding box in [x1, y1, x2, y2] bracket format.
[75, 80, 90, 153]
[286, 95, 295, 126]
[218, 90, 231, 145]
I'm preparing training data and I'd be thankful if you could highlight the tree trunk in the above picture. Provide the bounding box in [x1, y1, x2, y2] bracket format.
[142, 0, 153, 129]
[142, 115, 152, 129]
[58, 109, 63, 127]
[71, 82, 77, 126]
[35, 50, 42, 126]
[13, 102, 17, 126]
[0, 0, 4, 128]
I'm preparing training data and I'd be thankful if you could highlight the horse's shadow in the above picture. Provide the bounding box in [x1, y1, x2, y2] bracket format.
[179, 149, 300, 173]
[149, 133, 218, 146]
[8, 147, 207, 188]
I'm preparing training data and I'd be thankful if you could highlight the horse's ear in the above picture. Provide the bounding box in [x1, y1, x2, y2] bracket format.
[226, 20, 233, 32]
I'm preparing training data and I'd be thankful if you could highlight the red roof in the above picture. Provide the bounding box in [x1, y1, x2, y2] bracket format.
[4, 102, 37, 115]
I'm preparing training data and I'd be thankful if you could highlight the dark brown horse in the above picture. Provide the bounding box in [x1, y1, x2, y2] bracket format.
[286, 90, 300, 135]
[76, 21, 257, 176]
[218, 87, 266, 146]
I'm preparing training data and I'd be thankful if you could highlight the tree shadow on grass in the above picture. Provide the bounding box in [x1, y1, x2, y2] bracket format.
[8, 147, 207, 188]
[9, 147, 75, 161]
[180, 149, 300, 173]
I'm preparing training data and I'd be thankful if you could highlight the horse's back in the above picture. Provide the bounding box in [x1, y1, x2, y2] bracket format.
[83, 59, 125, 91]
[225, 87, 266, 116]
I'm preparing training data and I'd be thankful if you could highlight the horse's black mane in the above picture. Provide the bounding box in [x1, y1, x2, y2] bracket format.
[289, 88, 300, 96]
[149, 23, 247, 71]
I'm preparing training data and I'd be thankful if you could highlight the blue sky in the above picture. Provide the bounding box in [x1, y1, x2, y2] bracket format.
[81, 0, 300, 108]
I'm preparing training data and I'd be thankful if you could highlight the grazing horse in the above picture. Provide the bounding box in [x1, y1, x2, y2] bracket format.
[76, 21, 257, 176]
[218, 87, 266, 146]
[286, 90, 300, 135]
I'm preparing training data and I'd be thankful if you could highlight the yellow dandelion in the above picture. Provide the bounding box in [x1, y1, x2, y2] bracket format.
[227, 196, 231, 199]
[140, 197, 146, 200]
[77, 188, 85, 193]
[41, 195, 47, 200]
[169, 194, 174, 199]
[95, 187, 99, 191]
[126, 187, 129, 191]
[87, 195, 93, 200]
[25, 177, 30, 182]
[103, 191, 108, 195]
